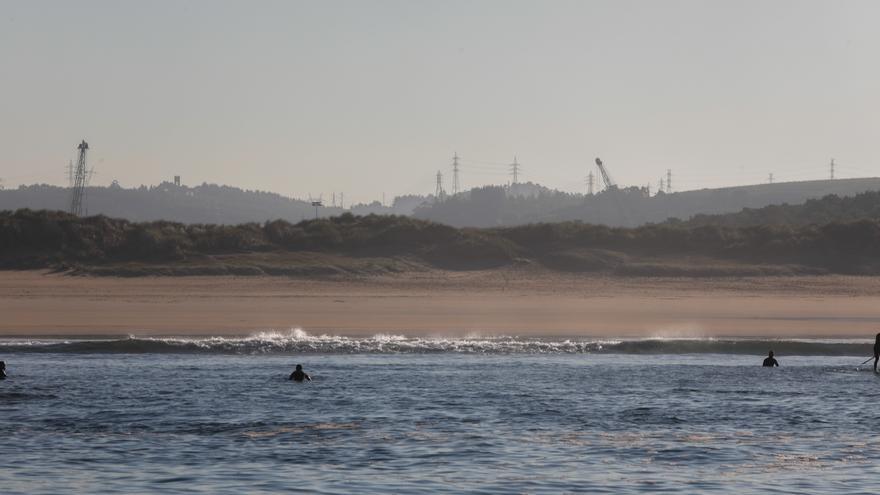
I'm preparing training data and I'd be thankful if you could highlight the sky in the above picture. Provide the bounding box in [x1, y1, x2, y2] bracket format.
[1, 0, 879, 204]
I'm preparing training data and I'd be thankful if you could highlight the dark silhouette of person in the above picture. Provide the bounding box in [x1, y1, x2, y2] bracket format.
[873, 333, 880, 373]
[763, 351, 779, 367]
[289, 364, 311, 382]
[0, 361, 6, 379]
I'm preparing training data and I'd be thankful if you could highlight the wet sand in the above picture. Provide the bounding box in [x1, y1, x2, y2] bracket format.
[1, 269, 879, 337]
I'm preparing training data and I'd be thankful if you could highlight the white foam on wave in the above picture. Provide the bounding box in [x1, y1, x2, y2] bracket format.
[0, 330, 872, 355]
[127, 328, 621, 354]
[645, 322, 708, 340]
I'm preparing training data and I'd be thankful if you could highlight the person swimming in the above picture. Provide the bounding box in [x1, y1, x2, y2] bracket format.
[762, 351, 779, 367]
[289, 364, 311, 382]
[0, 361, 6, 379]
[873, 333, 880, 373]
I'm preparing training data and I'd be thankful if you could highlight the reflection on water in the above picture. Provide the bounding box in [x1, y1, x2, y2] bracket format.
[0, 352, 878, 494]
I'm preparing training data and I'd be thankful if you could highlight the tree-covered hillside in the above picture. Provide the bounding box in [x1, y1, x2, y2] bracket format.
[682, 190, 880, 227]
[3, 209, 880, 276]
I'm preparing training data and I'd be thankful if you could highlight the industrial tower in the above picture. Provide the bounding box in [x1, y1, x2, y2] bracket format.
[435, 170, 446, 202]
[594, 158, 616, 190]
[308, 194, 323, 219]
[509, 156, 520, 184]
[452, 152, 461, 195]
[69, 140, 90, 216]
[586, 171, 595, 195]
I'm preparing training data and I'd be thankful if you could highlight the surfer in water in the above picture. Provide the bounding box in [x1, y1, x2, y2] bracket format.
[874, 333, 880, 372]
[762, 351, 779, 367]
[289, 364, 311, 382]
[0, 361, 6, 379]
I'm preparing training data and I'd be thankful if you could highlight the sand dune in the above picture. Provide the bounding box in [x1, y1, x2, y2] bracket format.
[1, 269, 879, 338]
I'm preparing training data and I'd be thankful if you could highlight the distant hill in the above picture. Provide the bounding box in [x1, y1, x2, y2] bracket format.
[680, 190, 880, 227]
[415, 178, 880, 228]
[0, 182, 430, 224]
[413, 184, 583, 227]
[350, 194, 429, 216]
[4, 177, 880, 228]
[0, 182, 345, 224]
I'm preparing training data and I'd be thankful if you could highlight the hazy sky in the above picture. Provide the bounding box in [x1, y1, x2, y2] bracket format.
[2, 0, 879, 204]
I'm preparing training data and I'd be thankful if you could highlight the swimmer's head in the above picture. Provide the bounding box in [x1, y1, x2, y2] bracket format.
[295, 364, 303, 371]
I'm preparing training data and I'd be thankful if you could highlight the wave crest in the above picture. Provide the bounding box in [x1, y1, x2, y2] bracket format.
[0, 330, 872, 356]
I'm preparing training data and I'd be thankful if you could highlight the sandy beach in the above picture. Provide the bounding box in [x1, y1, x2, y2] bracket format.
[0, 269, 878, 338]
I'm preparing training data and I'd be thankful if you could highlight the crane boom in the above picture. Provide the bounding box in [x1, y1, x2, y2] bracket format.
[594, 157, 616, 190]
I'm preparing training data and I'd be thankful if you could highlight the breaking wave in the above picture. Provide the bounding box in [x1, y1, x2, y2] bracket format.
[0, 329, 872, 356]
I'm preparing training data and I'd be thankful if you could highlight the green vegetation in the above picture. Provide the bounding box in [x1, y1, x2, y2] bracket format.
[2, 208, 880, 276]
[414, 179, 880, 228]
[683, 191, 880, 227]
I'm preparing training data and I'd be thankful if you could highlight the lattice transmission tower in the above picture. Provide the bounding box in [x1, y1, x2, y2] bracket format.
[452, 152, 461, 195]
[69, 140, 90, 216]
[509, 156, 520, 184]
[435, 170, 446, 202]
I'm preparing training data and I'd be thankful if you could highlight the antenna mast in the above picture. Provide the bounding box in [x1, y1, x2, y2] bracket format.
[830, 158, 835, 180]
[509, 156, 520, 185]
[309, 193, 323, 219]
[69, 140, 90, 216]
[435, 170, 446, 202]
[452, 152, 461, 195]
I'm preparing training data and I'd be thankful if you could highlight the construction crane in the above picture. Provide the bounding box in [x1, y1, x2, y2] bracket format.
[594, 157, 616, 191]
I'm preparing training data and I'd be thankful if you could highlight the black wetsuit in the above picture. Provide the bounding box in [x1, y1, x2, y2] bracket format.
[763, 357, 779, 367]
[289, 370, 310, 382]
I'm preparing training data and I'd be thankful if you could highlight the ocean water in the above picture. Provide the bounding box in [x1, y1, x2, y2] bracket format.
[1, 332, 879, 494]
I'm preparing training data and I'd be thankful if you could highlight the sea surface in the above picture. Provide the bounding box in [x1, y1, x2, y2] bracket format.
[1, 331, 878, 494]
